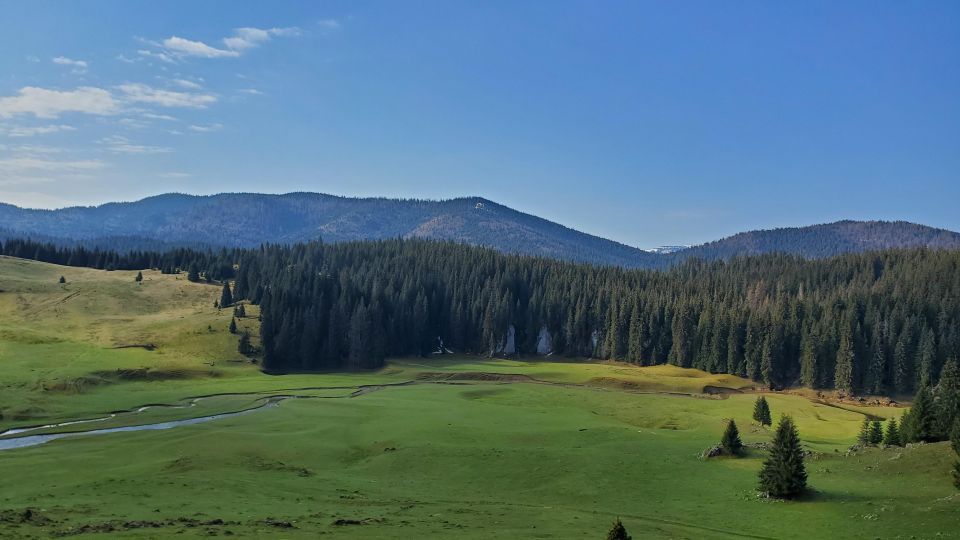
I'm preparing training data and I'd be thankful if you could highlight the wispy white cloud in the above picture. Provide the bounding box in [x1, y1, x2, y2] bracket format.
[151, 26, 300, 60]
[10, 144, 65, 154]
[0, 156, 105, 174]
[188, 123, 222, 133]
[237, 88, 264, 96]
[158, 171, 191, 178]
[222, 27, 300, 52]
[52, 56, 88, 73]
[25, 55, 40, 63]
[0, 83, 216, 121]
[172, 78, 203, 90]
[141, 112, 178, 121]
[3, 124, 76, 137]
[163, 36, 240, 58]
[0, 87, 119, 119]
[137, 49, 175, 64]
[99, 135, 172, 155]
[117, 83, 217, 109]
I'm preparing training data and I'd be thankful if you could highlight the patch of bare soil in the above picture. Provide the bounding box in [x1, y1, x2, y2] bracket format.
[702, 385, 743, 395]
[52, 517, 236, 537]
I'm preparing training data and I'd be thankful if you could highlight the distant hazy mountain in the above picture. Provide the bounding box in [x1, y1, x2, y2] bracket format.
[678, 220, 960, 261]
[0, 193, 658, 267]
[1, 193, 958, 267]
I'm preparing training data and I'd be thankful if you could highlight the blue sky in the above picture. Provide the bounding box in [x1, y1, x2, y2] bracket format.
[1, 1, 957, 247]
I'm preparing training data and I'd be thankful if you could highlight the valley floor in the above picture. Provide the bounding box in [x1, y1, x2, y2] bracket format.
[0, 257, 957, 538]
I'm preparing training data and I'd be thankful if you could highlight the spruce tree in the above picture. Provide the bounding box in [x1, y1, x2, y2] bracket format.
[721, 419, 744, 456]
[869, 420, 884, 445]
[902, 385, 937, 443]
[220, 281, 233, 308]
[883, 418, 902, 447]
[606, 518, 631, 540]
[58, 275, 66, 284]
[238, 331, 252, 356]
[135, 271, 143, 283]
[759, 415, 808, 498]
[753, 396, 772, 427]
[229, 317, 237, 334]
[857, 417, 872, 446]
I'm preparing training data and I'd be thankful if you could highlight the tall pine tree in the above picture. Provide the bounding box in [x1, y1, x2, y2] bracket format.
[753, 396, 772, 426]
[759, 415, 808, 498]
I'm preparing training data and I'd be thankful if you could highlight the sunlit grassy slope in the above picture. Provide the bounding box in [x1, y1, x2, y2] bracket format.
[0, 257, 957, 538]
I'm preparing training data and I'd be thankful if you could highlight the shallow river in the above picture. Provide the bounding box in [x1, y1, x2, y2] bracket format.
[0, 396, 288, 451]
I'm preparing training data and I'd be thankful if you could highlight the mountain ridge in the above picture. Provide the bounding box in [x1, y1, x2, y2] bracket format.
[1, 192, 958, 268]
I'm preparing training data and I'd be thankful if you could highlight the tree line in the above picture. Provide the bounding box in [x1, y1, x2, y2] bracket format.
[3, 237, 959, 397]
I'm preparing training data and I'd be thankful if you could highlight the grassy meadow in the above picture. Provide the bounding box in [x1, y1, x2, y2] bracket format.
[0, 257, 957, 538]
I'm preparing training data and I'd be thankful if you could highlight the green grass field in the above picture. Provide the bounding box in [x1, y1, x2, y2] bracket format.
[1, 257, 957, 538]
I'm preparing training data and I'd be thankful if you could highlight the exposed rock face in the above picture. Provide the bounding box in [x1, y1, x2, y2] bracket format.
[494, 325, 516, 355]
[536, 325, 553, 355]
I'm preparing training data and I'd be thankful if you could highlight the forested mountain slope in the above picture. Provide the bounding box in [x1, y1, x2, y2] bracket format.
[0, 193, 656, 267]
[2, 194, 959, 268]
[679, 220, 960, 261]
[4, 237, 958, 404]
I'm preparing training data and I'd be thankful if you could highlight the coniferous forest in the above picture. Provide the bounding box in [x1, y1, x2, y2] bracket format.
[3, 237, 958, 398]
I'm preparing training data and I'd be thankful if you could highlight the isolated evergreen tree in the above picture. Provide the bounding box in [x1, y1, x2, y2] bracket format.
[869, 420, 884, 445]
[902, 385, 937, 443]
[229, 317, 237, 334]
[753, 396, 772, 426]
[220, 281, 233, 308]
[135, 271, 143, 283]
[759, 415, 808, 498]
[58, 275, 66, 284]
[721, 419, 744, 456]
[606, 518, 632, 540]
[883, 418, 902, 447]
[835, 324, 855, 394]
[234, 304, 246, 318]
[857, 418, 872, 446]
[238, 331, 252, 356]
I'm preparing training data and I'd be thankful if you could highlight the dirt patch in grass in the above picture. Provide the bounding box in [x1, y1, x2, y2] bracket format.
[0, 508, 54, 526]
[53, 517, 237, 537]
[93, 367, 220, 382]
[702, 385, 743, 395]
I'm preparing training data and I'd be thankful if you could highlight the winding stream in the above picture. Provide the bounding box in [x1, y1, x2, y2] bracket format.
[0, 396, 290, 451]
